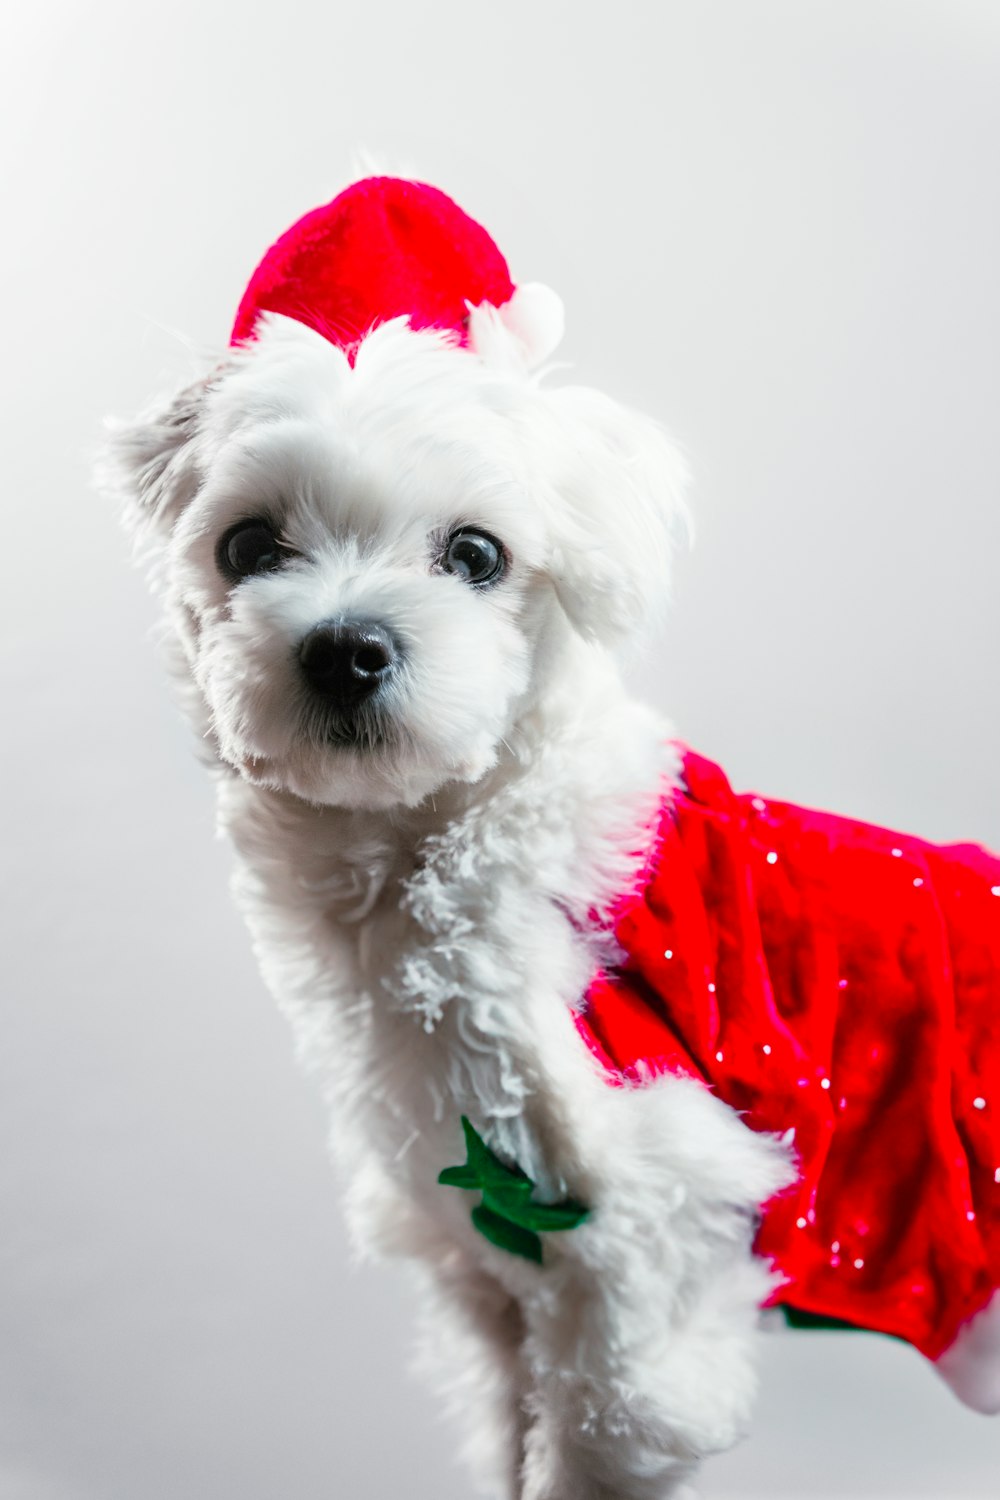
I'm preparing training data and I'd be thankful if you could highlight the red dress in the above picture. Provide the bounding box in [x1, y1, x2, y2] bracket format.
[577, 749, 1000, 1368]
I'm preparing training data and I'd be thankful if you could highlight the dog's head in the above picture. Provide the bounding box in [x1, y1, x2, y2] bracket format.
[102, 221, 686, 812]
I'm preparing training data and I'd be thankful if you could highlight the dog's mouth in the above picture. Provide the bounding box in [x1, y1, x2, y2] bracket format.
[300, 697, 393, 754]
[325, 716, 388, 750]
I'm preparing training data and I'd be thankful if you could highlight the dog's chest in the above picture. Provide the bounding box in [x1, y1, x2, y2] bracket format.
[344, 854, 591, 1193]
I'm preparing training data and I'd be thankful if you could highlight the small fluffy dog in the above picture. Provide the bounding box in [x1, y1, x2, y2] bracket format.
[101, 178, 999, 1499]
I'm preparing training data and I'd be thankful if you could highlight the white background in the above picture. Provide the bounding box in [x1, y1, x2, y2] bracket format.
[2, 2, 998, 1496]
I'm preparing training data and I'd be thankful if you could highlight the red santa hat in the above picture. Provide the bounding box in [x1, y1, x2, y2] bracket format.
[230, 175, 563, 367]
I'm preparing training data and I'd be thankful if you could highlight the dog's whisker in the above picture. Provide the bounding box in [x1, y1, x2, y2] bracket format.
[393, 1128, 421, 1163]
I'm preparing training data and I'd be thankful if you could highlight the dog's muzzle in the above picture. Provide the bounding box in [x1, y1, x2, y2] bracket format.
[298, 620, 398, 709]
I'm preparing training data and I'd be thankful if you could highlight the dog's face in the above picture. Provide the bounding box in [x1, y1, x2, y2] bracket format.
[108, 312, 685, 810]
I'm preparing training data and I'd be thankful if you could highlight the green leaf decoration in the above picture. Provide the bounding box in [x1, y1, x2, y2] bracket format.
[438, 1116, 590, 1264]
[781, 1305, 866, 1335]
[471, 1204, 544, 1264]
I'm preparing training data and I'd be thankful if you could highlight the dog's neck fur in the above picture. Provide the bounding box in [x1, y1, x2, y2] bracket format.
[212, 634, 674, 1194]
[216, 633, 670, 926]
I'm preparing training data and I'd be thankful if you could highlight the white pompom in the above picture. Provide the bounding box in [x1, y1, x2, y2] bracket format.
[466, 282, 565, 371]
[498, 282, 565, 367]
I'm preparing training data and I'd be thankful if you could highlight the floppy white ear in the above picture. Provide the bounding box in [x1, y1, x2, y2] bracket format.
[536, 383, 691, 645]
[96, 374, 211, 543]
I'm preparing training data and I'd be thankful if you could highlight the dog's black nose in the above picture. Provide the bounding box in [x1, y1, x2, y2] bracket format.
[299, 621, 397, 706]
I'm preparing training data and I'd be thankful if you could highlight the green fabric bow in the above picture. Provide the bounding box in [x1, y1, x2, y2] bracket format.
[438, 1115, 590, 1264]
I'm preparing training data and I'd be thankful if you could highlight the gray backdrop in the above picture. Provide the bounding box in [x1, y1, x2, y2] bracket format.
[2, 2, 998, 1496]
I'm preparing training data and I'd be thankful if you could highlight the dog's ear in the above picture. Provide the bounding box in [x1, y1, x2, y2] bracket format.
[537, 384, 691, 645]
[96, 371, 216, 542]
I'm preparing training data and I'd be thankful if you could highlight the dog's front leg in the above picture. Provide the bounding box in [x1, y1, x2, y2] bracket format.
[517, 1355, 703, 1500]
[408, 1256, 531, 1500]
[517, 1261, 757, 1500]
[511, 1082, 791, 1500]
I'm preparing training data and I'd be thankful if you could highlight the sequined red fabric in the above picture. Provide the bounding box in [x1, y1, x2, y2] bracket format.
[577, 748, 1000, 1361]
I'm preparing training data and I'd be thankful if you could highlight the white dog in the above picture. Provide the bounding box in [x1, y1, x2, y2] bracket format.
[99, 178, 998, 1499]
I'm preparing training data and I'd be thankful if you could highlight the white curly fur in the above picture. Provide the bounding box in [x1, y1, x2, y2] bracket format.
[99, 305, 797, 1499]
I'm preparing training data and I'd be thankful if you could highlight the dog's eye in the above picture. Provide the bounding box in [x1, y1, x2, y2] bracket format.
[442, 529, 505, 587]
[217, 520, 290, 584]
